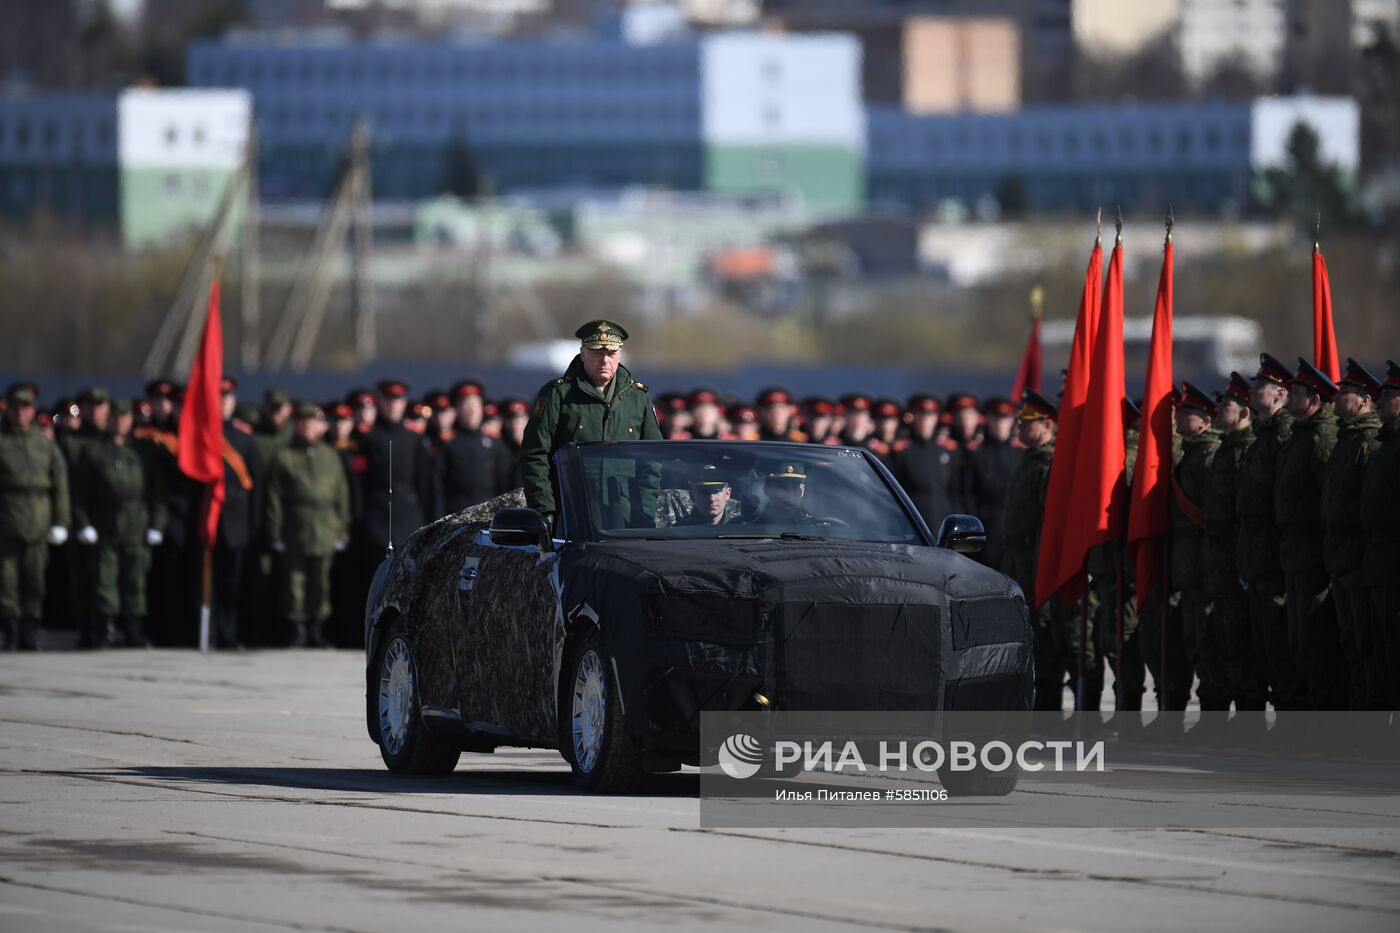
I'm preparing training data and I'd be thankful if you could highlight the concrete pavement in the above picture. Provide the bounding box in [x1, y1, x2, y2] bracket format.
[1, 649, 1397, 932]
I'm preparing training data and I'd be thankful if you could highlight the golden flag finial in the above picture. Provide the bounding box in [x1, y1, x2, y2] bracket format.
[1030, 285, 1044, 320]
[1114, 205, 1123, 246]
[1313, 212, 1321, 253]
[1165, 205, 1174, 246]
[1095, 207, 1102, 247]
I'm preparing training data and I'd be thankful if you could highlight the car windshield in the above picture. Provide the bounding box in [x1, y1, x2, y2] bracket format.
[568, 441, 925, 544]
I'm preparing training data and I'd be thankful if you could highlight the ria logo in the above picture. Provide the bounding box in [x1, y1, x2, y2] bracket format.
[718, 733, 764, 779]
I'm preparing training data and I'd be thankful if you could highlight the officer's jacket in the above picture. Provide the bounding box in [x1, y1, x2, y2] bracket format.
[1000, 441, 1054, 604]
[265, 439, 350, 558]
[1203, 426, 1254, 597]
[1359, 417, 1400, 584]
[432, 428, 509, 516]
[1169, 430, 1219, 589]
[219, 423, 260, 551]
[73, 433, 165, 546]
[1321, 410, 1382, 577]
[892, 436, 957, 538]
[356, 420, 435, 549]
[1274, 405, 1338, 575]
[520, 357, 663, 516]
[0, 422, 69, 544]
[1235, 409, 1293, 582]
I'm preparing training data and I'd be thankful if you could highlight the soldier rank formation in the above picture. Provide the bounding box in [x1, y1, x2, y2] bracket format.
[2, 341, 1399, 719]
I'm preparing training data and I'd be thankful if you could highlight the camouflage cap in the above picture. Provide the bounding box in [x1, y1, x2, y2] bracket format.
[576, 319, 628, 350]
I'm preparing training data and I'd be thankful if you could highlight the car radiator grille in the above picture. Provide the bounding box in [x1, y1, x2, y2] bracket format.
[775, 601, 939, 711]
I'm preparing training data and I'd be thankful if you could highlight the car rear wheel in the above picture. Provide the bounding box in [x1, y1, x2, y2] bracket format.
[376, 626, 461, 775]
[563, 628, 646, 793]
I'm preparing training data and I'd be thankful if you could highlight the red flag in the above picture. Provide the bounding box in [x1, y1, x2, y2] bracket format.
[1127, 238, 1174, 608]
[177, 277, 225, 547]
[1033, 239, 1101, 607]
[1009, 313, 1042, 402]
[1312, 247, 1340, 382]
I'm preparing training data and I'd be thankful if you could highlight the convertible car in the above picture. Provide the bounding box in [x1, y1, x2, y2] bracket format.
[364, 440, 1032, 793]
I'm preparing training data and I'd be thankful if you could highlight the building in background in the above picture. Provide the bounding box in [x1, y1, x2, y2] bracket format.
[186, 21, 863, 210]
[0, 87, 249, 246]
[1072, 0, 1178, 57]
[867, 96, 1359, 216]
[1175, 0, 1288, 87]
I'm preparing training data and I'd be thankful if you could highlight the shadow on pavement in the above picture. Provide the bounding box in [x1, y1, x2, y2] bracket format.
[99, 765, 702, 798]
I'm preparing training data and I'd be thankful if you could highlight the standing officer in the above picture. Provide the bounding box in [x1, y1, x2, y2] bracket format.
[756, 387, 808, 443]
[498, 398, 530, 491]
[1168, 382, 1220, 715]
[962, 396, 1021, 570]
[520, 320, 663, 531]
[1275, 359, 1343, 711]
[891, 394, 955, 534]
[434, 379, 508, 514]
[71, 399, 163, 648]
[214, 377, 258, 650]
[265, 403, 350, 648]
[1321, 359, 1384, 709]
[1000, 390, 1068, 711]
[1205, 373, 1267, 718]
[0, 385, 69, 650]
[357, 379, 434, 548]
[1236, 353, 1301, 712]
[1360, 361, 1400, 705]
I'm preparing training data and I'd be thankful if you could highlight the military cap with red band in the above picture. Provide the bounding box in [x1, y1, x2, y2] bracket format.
[874, 398, 902, 418]
[427, 393, 452, 410]
[332, 402, 353, 419]
[839, 393, 871, 411]
[377, 379, 410, 398]
[1222, 371, 1251, 404]
[451, 380, 483, 398]
[220, 376, 238, 394]
[658, 392, 689, 412]
[1291, 357, 1337, 401]
[1177, 380, 1217, 416]
[946, 392, 979, 411]
[691, 388, 720, 407]
[1384, 360, 1400, 391]
[1338, 358, 1381, 399]
[907, 393, 940, 414]
[983, 395, 1016, 416]
[503, 398, 530, 416]
[1254, 352, 1292, 387]
[756, 386, 792, 407]
[145, 379, 176, 398]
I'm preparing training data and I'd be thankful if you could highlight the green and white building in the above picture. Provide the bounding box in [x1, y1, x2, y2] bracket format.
[0, 88, 250, 248]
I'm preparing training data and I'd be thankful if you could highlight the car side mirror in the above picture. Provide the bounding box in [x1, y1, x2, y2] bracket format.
[488, 508, 552, 550]
[936, 514, 986, 553]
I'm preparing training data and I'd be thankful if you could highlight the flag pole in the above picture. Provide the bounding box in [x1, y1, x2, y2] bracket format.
[198, 254, 224, 655]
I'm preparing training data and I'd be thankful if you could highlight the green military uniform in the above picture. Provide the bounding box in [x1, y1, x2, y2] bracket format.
[1167, 388, 1220, 711]
[1000, 391, 1069, 710]
[265, 416, 350, 647]
[520, 321, 663, 530]
[1322, 403, 1382, 710]
[71, 403, 165, 647]
[1236, 356, 1299, 711]
[0, 387, 70, 650]
[1204, 413, 1266, 710]
[1274, 360, 1342, 710]
[1359, 361, 1400, 708]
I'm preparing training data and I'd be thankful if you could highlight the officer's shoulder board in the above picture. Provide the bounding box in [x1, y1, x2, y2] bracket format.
[633, 380, 648, 392]
[534, 377, 568, 416]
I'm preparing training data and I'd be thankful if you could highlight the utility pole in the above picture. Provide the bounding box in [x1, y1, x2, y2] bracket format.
[241, 123, 261, 372]
[350, 116, 375, 365]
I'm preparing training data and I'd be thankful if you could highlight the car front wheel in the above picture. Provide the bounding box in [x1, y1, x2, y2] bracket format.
[376, 626, 461, 775]
[563, 628, 646, 793]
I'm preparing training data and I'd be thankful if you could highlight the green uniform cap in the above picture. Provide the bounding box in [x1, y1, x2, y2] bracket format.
[265, 388, 292, 408]
[576, 319, 629, 350]
[5, 385, 35, 405]
[294, 401, 324, 420]
[79, 386, 110, 404]
[112, 398, 134, 415]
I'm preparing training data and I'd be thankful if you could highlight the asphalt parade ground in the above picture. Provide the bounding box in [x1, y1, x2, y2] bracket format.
[1, 650, 1398, 932]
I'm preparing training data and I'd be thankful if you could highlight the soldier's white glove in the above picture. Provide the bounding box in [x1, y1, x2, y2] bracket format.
[145, 528, 163, 547]
[47, 526, 68, 546]
[271, 540, 286, 553]
[333, 539, 346, 552]
[77, 526, 98, 545]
